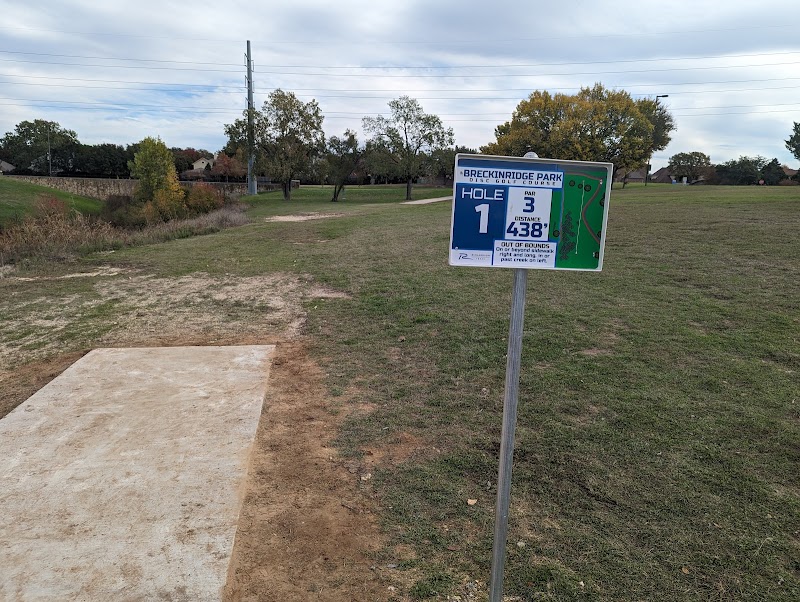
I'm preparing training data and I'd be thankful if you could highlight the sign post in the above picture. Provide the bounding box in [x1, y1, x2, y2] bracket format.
[449, 153, 613, 601]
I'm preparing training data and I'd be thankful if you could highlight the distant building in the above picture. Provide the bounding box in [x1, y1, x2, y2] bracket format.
[650, 167, 673, 184]
[614, 167, 647, 183]
[0, 159, 15, 174]
[192, 157, 214, 171]
[782, 165, 798, 179]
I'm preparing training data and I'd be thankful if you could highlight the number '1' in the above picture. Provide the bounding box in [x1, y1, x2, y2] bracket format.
[475, 204, 489, 234]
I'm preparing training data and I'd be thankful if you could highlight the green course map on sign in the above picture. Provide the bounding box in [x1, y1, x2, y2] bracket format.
[449, 155, 613, 271]
[550, 167, 608, 269]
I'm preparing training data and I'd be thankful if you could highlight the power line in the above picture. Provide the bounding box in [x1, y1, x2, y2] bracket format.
[0, 102, 239, 114]
[3, 78, 800, 99]
[2, 97, 797, 117]
[251, 60, 800, 78]
[0, 58, 243, 73]
[247, 50, 800, 69]
[0, 73, 243, 89]
[2, 48, 799, 70]
[4, 71, 800, 92]
[0, 23, 795, 45]
[6, 56, 798, 77]
[0, 50, 244, 67]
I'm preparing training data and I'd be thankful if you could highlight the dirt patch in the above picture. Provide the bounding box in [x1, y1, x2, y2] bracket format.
[0, 350, 88, 419]
[363, 431, 427, 469]
[93, 272, 313, 345]
[265, 213, 344, 223]
[577, 348, 612, 357]
[224, 342, 388, 601]
[8, 267, 129, 281]
[0, 272, 344, 369]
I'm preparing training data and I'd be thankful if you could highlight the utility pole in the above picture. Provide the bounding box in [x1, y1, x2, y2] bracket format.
[47, 124, 52, 177]
[246, 40, 257, 195]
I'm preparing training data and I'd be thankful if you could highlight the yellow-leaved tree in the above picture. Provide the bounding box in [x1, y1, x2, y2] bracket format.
[128, 136, 186, 223]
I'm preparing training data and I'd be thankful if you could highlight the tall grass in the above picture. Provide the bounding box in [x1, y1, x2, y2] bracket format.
[0, 203, 249, 267]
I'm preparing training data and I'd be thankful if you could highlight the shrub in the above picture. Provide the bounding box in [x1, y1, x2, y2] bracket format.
[185, 183, 224, 215]
[34, 194, 69, 218]
[157, 184, 187, 219]
[143, 184, 187, 224]
[0, 205, 248, 266]
[0, 211, 117, 264]
[102, 194, 147, 229]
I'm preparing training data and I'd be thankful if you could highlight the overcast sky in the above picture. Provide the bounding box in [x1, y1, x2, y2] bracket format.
[1, 0, 798, 170]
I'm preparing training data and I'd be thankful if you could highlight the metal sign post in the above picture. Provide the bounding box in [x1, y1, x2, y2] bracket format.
[489, 267, 527, 602]
[448, 153, 613, 601]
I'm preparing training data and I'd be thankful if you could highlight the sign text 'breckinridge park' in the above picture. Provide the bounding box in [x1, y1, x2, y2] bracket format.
[461, 168, 564, 187]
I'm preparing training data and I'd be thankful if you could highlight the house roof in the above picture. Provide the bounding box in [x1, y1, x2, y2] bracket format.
[614, 167, 647, 181]
[0, 159, 15, 171]
[650, 167, 674, 183]
[782, 165, 798, 177]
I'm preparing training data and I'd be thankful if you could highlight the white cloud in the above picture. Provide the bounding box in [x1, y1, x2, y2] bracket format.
[1, 0, 798, 168]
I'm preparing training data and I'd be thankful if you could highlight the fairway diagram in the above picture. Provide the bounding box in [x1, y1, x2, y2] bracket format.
[449, 154, 612, 271]
[0, 345, 273, 600]
[556, 172, 605, 267]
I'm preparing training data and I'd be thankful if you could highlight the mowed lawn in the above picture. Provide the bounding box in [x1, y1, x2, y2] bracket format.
[4, 183, 799, 600]
[0, 177, 102, 225]
[300, 185, 799, 601]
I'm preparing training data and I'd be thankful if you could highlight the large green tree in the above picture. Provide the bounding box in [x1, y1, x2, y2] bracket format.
[326, 129, 363, 202]
[363, 139, 399, 185]
[426, 145, 478, 184]
[363, 96, 454, 200]
[786, 122, 800, 162]
[668, 151, 712, 182]
[760, 158, 786, 185]
[715, 156, 768, 186]
[224, 89, 324, 200]
[0, 119, 79, 175]
[71, 143, 131, 178]
[636, 97, 675, 158]
[482, 85, 671, 176]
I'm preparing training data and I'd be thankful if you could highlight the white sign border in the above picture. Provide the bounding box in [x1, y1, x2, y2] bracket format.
[449, 153, 614, 272]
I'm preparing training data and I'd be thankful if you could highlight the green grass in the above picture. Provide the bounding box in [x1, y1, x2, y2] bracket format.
[4, 184, 799, 600]
[241, 184, 450, 218]
[0, 177, 103, 225]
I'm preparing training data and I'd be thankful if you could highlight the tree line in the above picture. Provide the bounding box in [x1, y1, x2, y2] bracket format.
[3, 85, 798, 201]
[666, 151, 799, 186]
[223, 85, 677, 200]
[0, 119, 243, 182]
[222, 91, 459, 201]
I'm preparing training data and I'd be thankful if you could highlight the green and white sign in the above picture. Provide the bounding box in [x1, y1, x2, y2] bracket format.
[449, 154, 613, 271]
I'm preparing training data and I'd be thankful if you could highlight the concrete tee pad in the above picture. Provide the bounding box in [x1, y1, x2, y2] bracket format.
[0, 345, 274, 601]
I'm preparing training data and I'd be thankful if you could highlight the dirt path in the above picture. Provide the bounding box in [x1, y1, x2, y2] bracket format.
[400, 196, 451, 205]
[225, 342, 388, 601]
